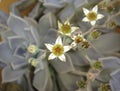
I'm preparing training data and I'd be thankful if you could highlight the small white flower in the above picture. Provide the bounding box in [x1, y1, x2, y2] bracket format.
[71, 34, 84, 47]
[27, 44, 39, 54]
[82, 5, 104, 26]
[28, 58, 39, 67]
[58, 20, 79, 36]
[45, 36, 71, 62]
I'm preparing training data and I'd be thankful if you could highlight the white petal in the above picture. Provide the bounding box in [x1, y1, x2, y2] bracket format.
[82, 17, 89, 22]
[90, 21, 96, 26]
[66, 33, 71, 36]
[58, 21, 62, 29]
[64, 19, 70, 25]
[71, 27, 79, 32]
[71, 42, 76, 47]
[64, 46, 71, 52]
[92, 5, 98, 13]
[55, 36, 62, 45]
[97, 14, 104, 19]
[48, 53, 56, 60]
[59, 54, 66, 62]
[45, 44, 53, 52]
[83, 8, 89, 16]
[72, 36, 76, 40]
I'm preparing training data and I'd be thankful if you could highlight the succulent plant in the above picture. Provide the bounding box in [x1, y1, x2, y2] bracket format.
[0, 0, 120, 91]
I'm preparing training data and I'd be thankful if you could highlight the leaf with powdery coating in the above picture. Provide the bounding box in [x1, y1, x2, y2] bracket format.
[33, 60, 53, 91]
[92, 33, 120, 53]
[2, 65, 27, 83]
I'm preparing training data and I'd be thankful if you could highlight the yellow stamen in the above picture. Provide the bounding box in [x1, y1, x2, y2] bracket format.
[61, 24, 71, 34]
[87, 12, 97, 21]
[52, 44, 64, 56]
[75, 36, 83, 44]
[0, 35, 2, 42]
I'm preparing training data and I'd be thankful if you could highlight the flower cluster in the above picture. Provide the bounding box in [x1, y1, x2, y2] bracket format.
[0, 0, 120, 91]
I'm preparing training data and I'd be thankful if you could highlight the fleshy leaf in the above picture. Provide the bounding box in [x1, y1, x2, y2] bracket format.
[2, 66, 27, 83]
[0, 11, 8, 25]
[43, 0, 63, 8]
[11, 59, 28, 70]
[24, 71, 35, 91]
[13, 45, 28, 59]
[7, 13, 29, 38]
[59, 73, 82, 91]
[110, 79, 120, 91]
[98, 56, 120, 69]
[43, 28, 57, 45]
[50, 54, 75, 73]
[1, 31, 16, 41]
[92, 33, 120, 53]
[8, 36, 25, 49]
[87, 48, 103, 60]
[0, 41, 25, 64]
[33, 60, 52, 91]
[74, 0, 88, 9]
[38, 12, 57, 34]
[68, 50, 88, 66]
[96, 57, 120, 82]
[111, 69, 120, 80]
[58, 2, 75, 22]
[25, 17, 41, 46]
[7, 13, 40, 45]
[38, 13, 57, 47]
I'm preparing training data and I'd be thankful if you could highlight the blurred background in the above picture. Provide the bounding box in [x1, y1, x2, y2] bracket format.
[0, 0, 18, 14]
[0, 0, 36, 16]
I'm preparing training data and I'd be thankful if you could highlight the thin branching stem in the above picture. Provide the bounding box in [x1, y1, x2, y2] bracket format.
[87, 81, 93, 91]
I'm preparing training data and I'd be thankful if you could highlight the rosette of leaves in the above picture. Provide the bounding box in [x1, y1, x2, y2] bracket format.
[0, 12, 55, 91]
[0, 13, 85, 91]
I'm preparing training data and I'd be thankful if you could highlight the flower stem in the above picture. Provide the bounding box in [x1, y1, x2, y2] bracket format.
[87, 81, 93, 91]
[83, 54, 92, 64]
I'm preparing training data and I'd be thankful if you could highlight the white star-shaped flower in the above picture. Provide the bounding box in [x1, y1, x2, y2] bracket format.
[82, 5, 104, 26]
[58, 20, 79, 36]
[45, 36, 71, 62]
[71, 34, 84, 47]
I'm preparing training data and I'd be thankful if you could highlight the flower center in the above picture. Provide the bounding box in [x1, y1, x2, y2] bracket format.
[0, 35, 2, 42]
[52, 44, 64, 56]
[87, 12, 97, 21]
[75, 36, 83, 44]
[61, 24, 71, 34]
